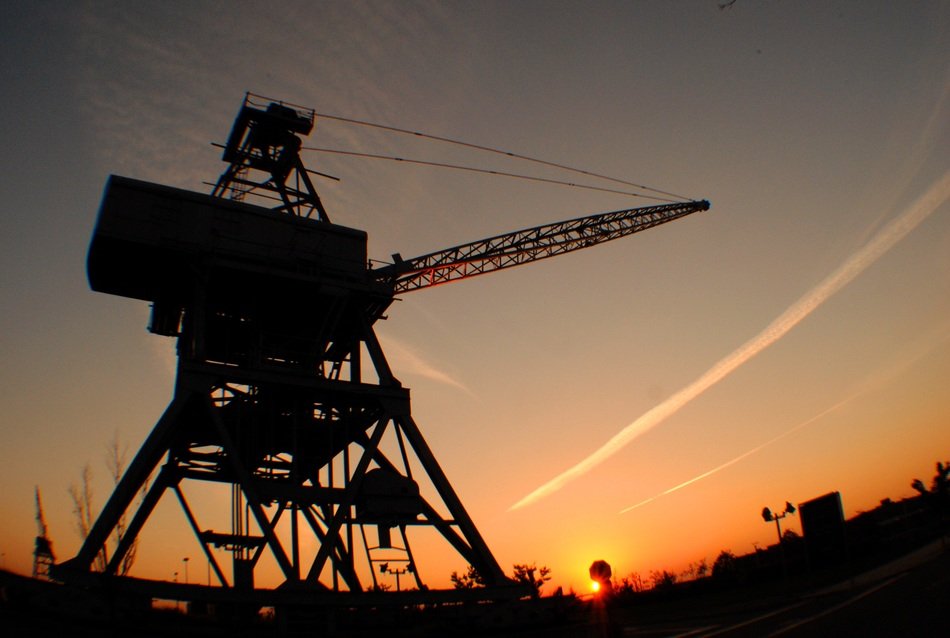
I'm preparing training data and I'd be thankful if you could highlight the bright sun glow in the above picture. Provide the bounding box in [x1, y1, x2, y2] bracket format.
[591, 581, 600, 593]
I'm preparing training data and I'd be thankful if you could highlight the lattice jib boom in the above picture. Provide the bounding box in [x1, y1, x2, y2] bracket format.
[375, 199, 710, 293]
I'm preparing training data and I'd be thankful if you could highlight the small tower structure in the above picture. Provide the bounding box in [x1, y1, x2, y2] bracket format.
[33, 487, 55, 580]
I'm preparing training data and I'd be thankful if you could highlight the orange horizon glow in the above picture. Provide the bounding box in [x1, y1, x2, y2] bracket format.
[2, 1, 949, 606]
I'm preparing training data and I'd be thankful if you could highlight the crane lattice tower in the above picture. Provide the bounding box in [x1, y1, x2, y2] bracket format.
[58, 95, 709, 599]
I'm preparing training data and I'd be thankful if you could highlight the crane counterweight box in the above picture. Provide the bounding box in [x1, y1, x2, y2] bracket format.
[87, 175, 371, 305]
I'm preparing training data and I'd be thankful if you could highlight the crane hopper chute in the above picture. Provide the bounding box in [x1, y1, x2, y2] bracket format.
[374, 199, 710, 293]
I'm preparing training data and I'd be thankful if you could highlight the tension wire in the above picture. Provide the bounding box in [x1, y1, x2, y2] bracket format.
[312, 112, 690, 201]
[302, 146, 677, 202]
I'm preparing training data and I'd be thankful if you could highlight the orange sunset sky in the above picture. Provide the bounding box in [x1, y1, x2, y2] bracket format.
[1, 1, 948, 594]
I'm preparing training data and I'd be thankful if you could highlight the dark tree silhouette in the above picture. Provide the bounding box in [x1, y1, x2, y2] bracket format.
[649, 569, 677, 591]
[68, 434, 147, 575]
[615, 572, 645, 594]
[912, 460, 950, 522]
[712, 550, 738, 581]
[911, 460, 950, 498]
[512, 563, 551, 598]
[68, 464, 108, 572]
[680, 557, 709, 581]
[696, 557, 709, 578]
[450, 565, 485, 589]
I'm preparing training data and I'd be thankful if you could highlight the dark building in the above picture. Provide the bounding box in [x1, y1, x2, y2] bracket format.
[799, 491, 848, 570]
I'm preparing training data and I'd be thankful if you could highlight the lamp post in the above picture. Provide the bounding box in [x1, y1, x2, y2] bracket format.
[761, 501, 796, 581]
[183, 556, 189, 584]
[379, 561, 414, 591]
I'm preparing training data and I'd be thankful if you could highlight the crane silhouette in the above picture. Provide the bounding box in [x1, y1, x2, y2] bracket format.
[33, 487, 55, 579]
[57, 95, 709, 604]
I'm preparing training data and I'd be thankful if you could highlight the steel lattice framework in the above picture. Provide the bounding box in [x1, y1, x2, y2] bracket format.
[56, 94, 710, 607]
[374, 200, 709, 293]
[211, 94, 332, 221]
[61, 176, 510, 597]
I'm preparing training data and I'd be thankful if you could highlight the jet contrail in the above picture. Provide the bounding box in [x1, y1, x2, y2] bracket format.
[619, 393, 860, 513]
[510, 171, 950, 511]
[618, 321, 950, 513]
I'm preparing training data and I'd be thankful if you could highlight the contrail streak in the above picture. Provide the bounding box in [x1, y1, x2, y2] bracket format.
[618, 394, 859, 513]
[510, 171, 950, 511]
[619, 322, 950, 513]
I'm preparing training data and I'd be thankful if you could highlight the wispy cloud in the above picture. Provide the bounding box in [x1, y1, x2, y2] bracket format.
[380, 334, 476, 398]
[71, 4, 455, 195]
[510, 170, 950, 511]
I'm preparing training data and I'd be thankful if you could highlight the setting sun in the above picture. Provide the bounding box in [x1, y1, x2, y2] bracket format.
[1, 2, 949, 625]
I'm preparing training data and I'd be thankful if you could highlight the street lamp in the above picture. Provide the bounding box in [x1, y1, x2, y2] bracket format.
[379, 561, 414, 591]
[761, 501, 796, 541]
[761, 501, 796, 581]
[183, 557, 190, 584]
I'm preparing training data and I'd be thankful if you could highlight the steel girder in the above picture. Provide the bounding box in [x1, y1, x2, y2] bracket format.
[58, 269, 510, 594]
[376, 199, 710, 293]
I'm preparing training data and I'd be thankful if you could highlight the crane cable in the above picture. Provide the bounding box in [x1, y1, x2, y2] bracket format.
[302, 146, 678, 202]
[306, 111, 691, 201]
